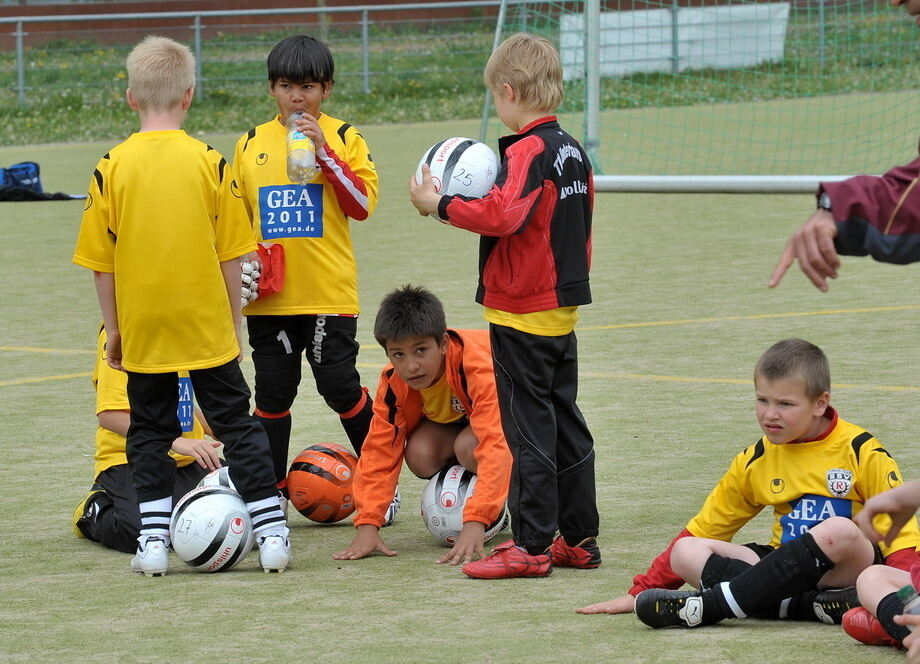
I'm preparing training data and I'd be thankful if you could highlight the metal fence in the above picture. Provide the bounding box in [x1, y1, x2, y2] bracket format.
[0, 0, 560, 104]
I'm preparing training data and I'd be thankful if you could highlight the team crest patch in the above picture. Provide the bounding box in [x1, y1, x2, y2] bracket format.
[826, 468, 852, 498]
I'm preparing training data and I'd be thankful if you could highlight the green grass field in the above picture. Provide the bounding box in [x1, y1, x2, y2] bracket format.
[1, 110, 918, 663]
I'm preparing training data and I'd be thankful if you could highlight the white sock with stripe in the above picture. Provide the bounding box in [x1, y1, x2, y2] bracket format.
[138, 496, 172, 546]
[246, 496, 288, 538]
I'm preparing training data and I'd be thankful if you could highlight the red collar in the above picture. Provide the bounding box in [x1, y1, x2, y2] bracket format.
[795, 405, 838, 443]
[517, 115, 557, 134]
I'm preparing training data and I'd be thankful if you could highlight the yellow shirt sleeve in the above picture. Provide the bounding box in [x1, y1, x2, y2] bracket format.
[73, 159, 115, 273]
[686, 449, 764, 541]
[854, 440, 920, 556]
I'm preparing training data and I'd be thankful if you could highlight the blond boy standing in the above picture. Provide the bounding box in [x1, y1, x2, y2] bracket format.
[73, 36, 290, 576]
[410, 33, 600, 578]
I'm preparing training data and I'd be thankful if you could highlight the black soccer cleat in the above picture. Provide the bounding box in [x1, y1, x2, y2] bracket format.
[810, 586, 860, 625]
[635, 589, 707, 628]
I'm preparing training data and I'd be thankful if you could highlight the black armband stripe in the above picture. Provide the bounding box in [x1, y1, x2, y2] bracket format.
[851, 431, 874, 462]
[745, 439, 765, 468]
[242, 127, 257, 152]
[337, 123, 352, 145]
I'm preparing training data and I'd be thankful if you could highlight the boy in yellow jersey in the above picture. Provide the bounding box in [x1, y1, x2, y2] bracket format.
[333, 286, 512, 566]
[577, 339, 919, 629]
[230, 35, 380, 506]
[73, 327, 222, 553]
[409, 33, 599, 579]
[72, 36, 290, 576]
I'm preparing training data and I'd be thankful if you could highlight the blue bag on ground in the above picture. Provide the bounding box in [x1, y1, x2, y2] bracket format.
[0, 161, 43, 193]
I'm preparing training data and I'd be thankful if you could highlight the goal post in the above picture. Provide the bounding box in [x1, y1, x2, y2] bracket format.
[482, 0, 920, 193]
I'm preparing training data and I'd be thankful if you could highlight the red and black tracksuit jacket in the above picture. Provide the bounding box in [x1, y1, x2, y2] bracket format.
[438, 116, 594, 314]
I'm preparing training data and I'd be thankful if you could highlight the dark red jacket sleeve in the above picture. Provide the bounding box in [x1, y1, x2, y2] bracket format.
[821, 156, 920, 264]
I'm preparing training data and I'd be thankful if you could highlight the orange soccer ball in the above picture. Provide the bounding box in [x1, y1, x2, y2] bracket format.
[287, 443, 358, 523]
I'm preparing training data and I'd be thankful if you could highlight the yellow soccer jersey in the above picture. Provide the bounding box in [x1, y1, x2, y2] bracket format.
[484, 306, 579, 336]
[686, 408, 919, 557]
[231, 113, 378, 315]
[419, 373, 466, 424]
[92, 327, 202, 478]
[73, 131, 254, 372]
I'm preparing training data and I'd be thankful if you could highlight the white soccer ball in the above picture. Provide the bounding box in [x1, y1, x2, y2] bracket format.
[420, 464, 510, 547]
[415, 137, 499, 203]
[170, 485, 254, 572]
[197, 466, 236, 492]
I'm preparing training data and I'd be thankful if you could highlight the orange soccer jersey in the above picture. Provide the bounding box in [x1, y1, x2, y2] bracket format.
[353, 329, 511, 528]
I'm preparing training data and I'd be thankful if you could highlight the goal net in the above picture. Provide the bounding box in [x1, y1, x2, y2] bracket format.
[482, 0, 920, 191]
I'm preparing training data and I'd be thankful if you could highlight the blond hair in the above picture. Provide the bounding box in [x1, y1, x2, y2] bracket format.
[484, 32, 563, 112]
[126, 36, 196, 112]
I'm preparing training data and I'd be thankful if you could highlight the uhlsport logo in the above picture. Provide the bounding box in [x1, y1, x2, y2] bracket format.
[826, 468, 853, 498]
[770, 478, 785, 494]
[229, 516, 245, 535]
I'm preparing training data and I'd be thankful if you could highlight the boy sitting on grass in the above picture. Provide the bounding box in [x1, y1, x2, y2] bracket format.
[333, 285, 512, 567]
[73, 326, 222, 553]
[578, 339, 919, 630]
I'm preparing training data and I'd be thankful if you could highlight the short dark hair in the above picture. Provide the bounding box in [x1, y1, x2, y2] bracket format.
[267, 35, 335, 85]
[374, 285, 447, 348]
[754, 338, 830, 399]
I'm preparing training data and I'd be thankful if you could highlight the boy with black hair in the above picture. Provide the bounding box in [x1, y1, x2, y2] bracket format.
[577, 339, 918, 628]
[230, 34, 380, 506]
[333, 285, 512, 567]
[72, 36, 290, 575]
[409, 32, 600, 578]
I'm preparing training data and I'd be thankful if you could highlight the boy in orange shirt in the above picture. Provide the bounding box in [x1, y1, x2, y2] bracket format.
[333, 285, 512, 566]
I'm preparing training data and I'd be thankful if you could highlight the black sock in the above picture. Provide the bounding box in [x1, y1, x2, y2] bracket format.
[712, 532, 834, 618]
[339, 391, 372, 456]
[700, 554, 753, 589]
[877, 591, 911, 643]
[254, 412, 292, 487]
[784, 591, 820, 621]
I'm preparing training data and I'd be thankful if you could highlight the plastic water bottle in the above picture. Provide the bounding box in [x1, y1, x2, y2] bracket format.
[286, 112, 318, 184]
[897, 585, 920, 631]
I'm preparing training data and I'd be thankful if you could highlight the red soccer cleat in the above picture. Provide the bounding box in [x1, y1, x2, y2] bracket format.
[842, 607, 901, 648]
[549, 536, 602, 569]
[462, 540, 552, 579]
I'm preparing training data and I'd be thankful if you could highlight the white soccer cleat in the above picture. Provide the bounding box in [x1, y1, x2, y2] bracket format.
[382, 486, 401, 528]
[131, 535, 169, 577]
[258, 534, 291, 573]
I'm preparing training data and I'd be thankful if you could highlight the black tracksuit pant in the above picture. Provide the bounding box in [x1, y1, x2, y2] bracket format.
[489, 323, 599, 553]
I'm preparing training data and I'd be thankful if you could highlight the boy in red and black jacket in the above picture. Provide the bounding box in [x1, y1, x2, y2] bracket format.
[410, 32, 600, 579]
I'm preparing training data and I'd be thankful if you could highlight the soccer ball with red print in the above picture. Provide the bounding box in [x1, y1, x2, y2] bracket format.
[415, 137, 498, 218]
[420, 464, 510, 546]
[169, 485, 254, 572]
